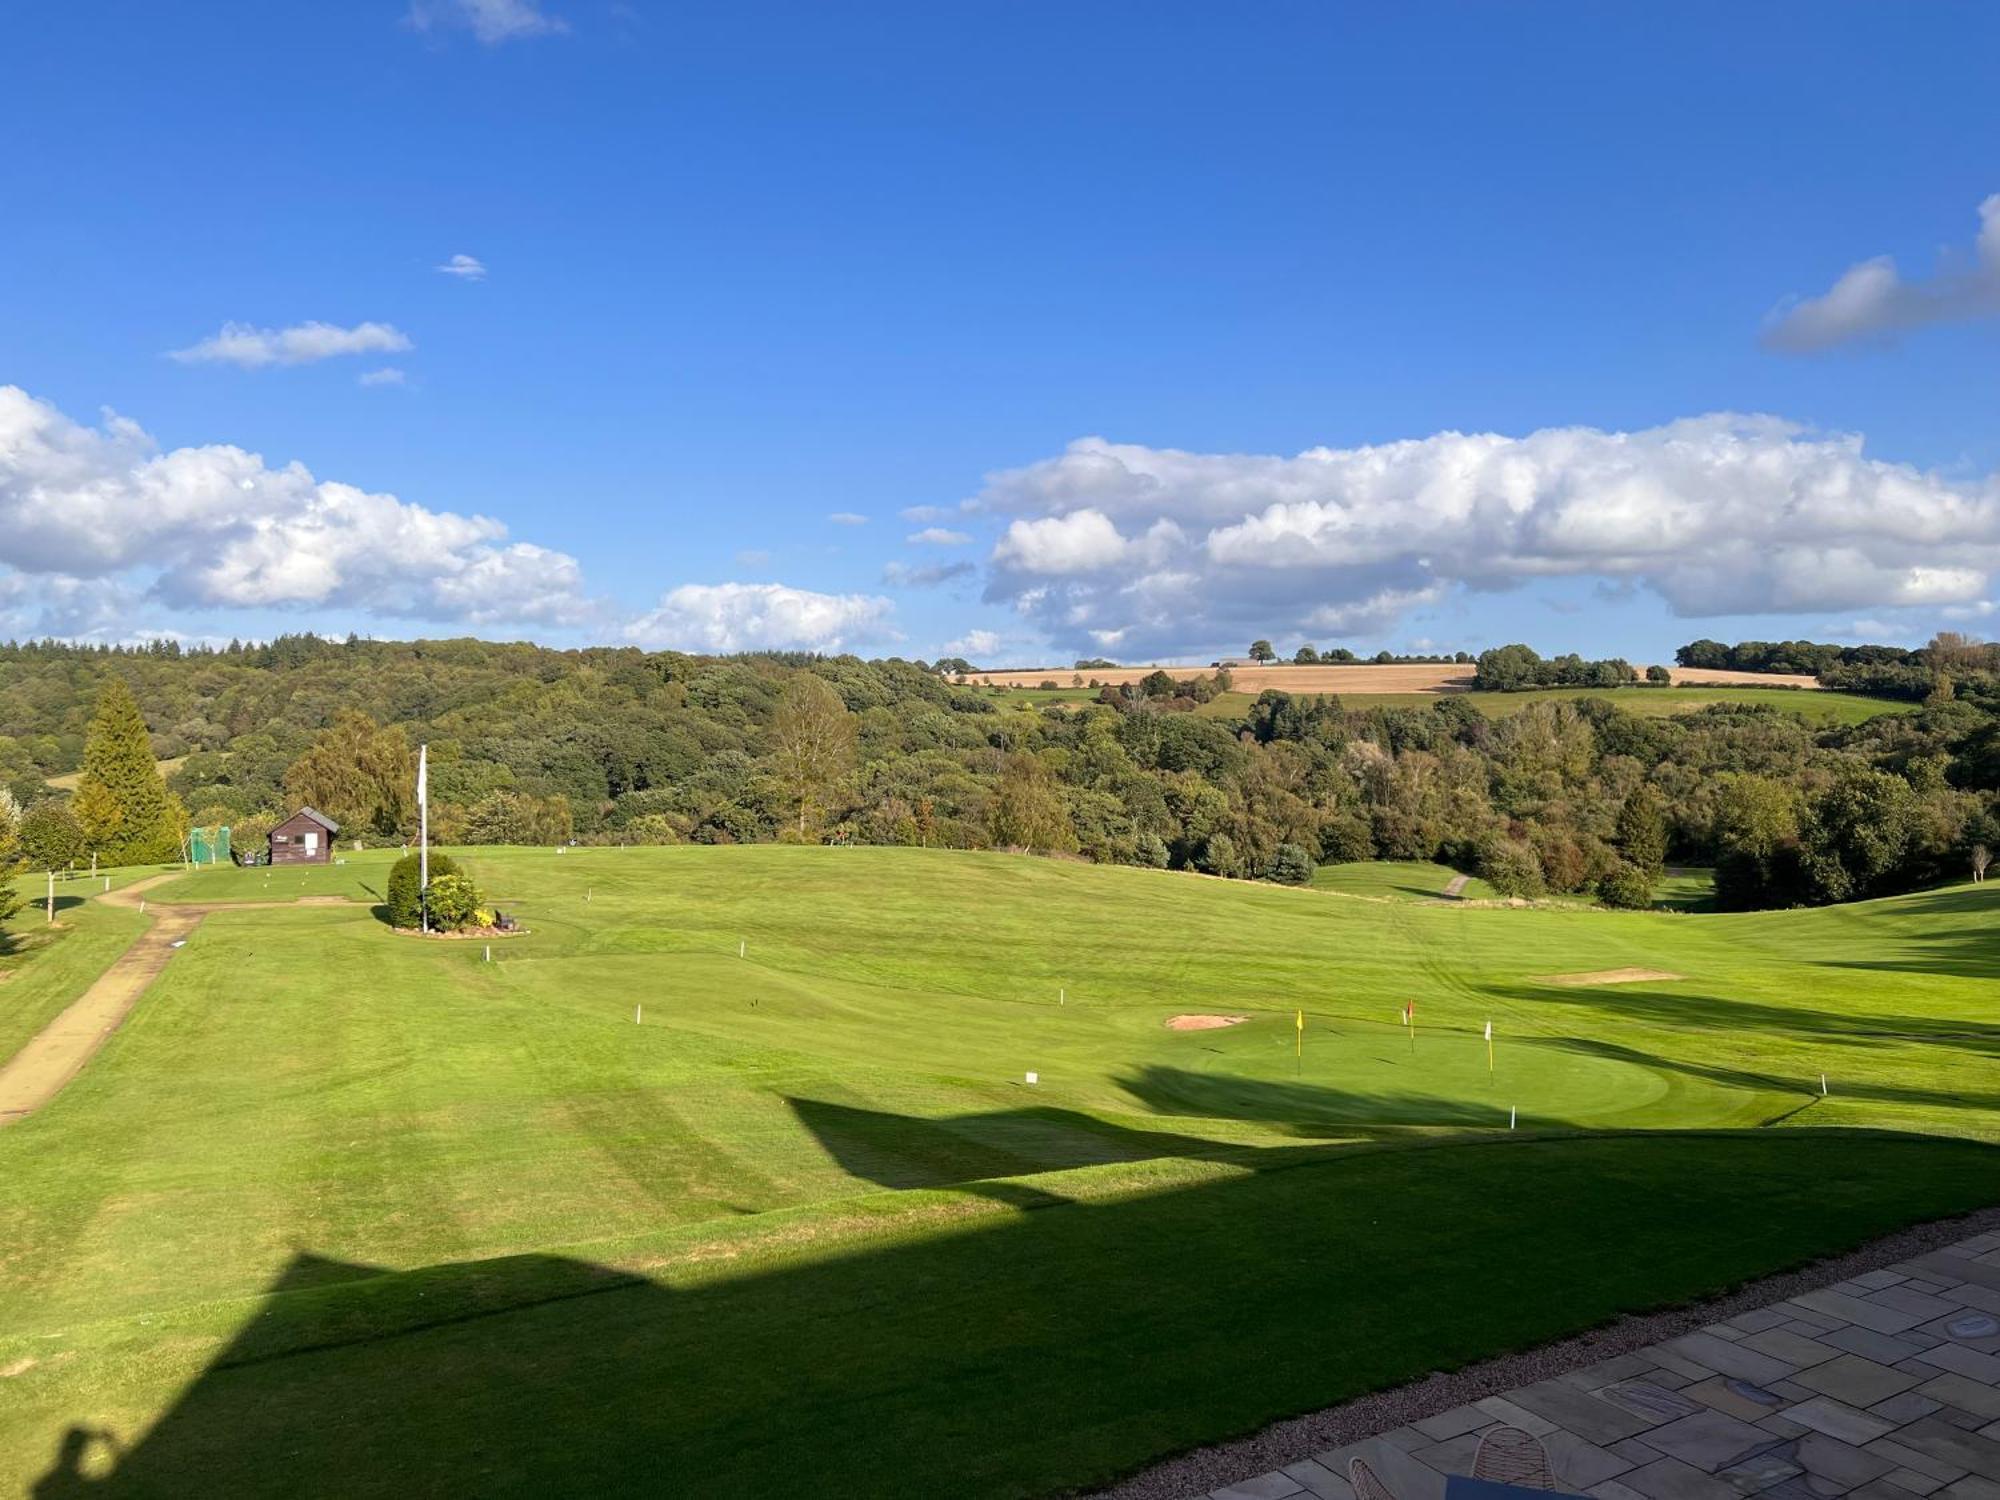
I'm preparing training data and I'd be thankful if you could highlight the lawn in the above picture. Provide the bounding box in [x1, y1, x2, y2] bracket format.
[1, 846, 1995, 1496]
[1313, 858, 1499, 902]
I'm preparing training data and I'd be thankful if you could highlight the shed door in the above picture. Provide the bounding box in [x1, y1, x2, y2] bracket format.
[303, 830, 319, 855]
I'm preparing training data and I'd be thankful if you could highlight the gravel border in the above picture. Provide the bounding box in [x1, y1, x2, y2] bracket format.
[1091, 1203, 2000, 1500]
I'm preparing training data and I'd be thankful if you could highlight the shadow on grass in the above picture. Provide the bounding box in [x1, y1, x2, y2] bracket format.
[1115, 1065, 1515, 1132]
[1484, 980, 2000, 1055]
[30, 1129, 1999, 1499]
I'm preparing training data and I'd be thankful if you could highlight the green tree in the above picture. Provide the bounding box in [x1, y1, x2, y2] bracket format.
[1266, 842, 1313, 885]
[1596, 860, 1653, 909]
[1293, 644, 1319, 664]
[282, 711, 415, 839]
[1248, 640, 1276, 664]
[76, 677, 184, 865]
[771, 674, 857, 840]
[988, 753, 1077, 853]
[1615, 785, 1668, 879]
[20, 800, 84, 870]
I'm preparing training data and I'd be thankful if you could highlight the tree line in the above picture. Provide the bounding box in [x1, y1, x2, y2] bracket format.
[0, 634, 1995, 912]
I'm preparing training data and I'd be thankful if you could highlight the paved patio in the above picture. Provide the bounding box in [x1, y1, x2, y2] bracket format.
[1195, 1230, 2000, 1500]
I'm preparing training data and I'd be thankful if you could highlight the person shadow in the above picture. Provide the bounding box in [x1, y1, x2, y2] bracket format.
[32, 1427, 121, 1496]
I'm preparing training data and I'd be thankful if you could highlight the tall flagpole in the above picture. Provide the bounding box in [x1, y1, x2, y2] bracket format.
[418, 743, 429, 933]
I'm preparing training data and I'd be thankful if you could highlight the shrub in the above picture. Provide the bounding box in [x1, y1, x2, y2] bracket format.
[1645, 664, 1672, 685]
[385, 850, 461, 929]
[1596, 861, 1654, 909]
[1132, 831, 1170, 868]
[1198, 832, 1241, 878]
[1267, 842, 1314, 885]
[425, 871, 481, 930]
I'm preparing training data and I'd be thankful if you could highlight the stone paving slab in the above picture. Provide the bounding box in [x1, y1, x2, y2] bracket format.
[1192, 1231, 2000, 1500]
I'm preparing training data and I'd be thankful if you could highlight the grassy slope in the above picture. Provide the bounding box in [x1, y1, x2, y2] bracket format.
[0, 869, 157, 1063]
[1313, 858, 1500, 902]
[1, 847, 1995, 1495]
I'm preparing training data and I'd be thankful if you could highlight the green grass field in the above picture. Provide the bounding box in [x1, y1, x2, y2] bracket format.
[1314, 859, 1715, 911]
[992, 684, 1904, 726]
[1, 846, 1995, 1496]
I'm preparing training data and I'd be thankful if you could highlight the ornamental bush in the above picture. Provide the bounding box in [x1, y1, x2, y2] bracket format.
[385, 850, 461, 929]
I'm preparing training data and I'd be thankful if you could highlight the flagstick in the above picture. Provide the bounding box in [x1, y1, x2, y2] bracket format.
[418, 742, 429, 934]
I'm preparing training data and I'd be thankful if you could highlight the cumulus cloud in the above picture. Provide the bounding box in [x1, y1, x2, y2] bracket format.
[436, 253, 487, 281]
[905, 527, 973, 546]
[945, 629, 1002, 659]
[623, 582, 894, 652]
[170, 320, 413, 369]
[1764, 194, 2000, 352]
[406, 0, 566, 43]
[0, 384, 590, 628]
[827, 511, 869, 526]
[882, 560, 975, 588]
[974, 418, 2000, 657]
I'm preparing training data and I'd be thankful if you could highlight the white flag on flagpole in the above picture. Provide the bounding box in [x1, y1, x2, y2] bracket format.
[1484, 1020, 1493, 1041]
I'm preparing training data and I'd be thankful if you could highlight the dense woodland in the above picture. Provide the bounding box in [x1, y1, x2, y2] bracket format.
[0, 633, 1997, 911]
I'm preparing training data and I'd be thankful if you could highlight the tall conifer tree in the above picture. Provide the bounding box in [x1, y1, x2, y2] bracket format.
[76, 677, 184, 865]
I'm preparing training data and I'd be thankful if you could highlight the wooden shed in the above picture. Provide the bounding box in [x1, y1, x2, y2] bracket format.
[269, 808, 339, 865]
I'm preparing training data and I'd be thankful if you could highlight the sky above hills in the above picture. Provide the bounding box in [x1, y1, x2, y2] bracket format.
[5, 2, 2000, 666]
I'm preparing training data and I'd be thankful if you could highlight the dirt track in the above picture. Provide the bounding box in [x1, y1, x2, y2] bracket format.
[0, 877, 357, 1125]
[961, 662, 1821, 692]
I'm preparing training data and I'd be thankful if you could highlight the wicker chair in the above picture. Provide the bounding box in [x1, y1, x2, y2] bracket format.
[1350, 1457, 1400, 1500]
[1472, 1425, 1556, 1490]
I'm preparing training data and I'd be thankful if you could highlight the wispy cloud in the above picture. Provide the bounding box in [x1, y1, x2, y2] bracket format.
[435, 253, 487, 281]
[882, 560, 975, 588]
[358, 368, 407, 387]
[906, 527, 972, 546]
[1764, 193, 2000, 352]
[827, 511, 869, 526]
[407, 0, 567, 44]
[170, 320, 413, 369]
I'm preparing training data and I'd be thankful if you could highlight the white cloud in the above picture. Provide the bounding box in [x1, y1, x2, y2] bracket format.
[944, 629, 1001, 658]
[170, 320, 413, 369]
[906, 527, 972, 546]
[623, 582, 894, 652]
[358, 368, 407, 387]
[407, 0, 567, 43]
[1764, 194, 2000, 352]
[735, 548, 772, 566]
[436, 253, 487, 281]
[827, 511, 869, 526]
[975, 418, 2000, 657]
[0, 384, 590, 628]
[900, 505, 949, 523]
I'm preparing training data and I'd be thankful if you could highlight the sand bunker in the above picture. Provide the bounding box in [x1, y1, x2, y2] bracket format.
[1534, 968, 1683, 987]
[1166, 1014, 1249, 1031]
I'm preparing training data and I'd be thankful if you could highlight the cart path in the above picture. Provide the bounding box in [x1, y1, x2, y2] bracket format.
[1440, 873, 1470, 899]
[0, 877, 357, 1126]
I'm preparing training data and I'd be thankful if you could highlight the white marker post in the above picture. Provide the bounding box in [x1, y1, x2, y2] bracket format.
[739, 939, 745, 958]
[1510, 1106, 1517, 1130]
[1820, 1074, 1828, 1096]
[635, 1004, 642, 1025]
[1059, 987, 1065, 1006]
[484, 944, 491, 963]
[1024, 1071, 1038, 1085]
[46, 870, 53, 924]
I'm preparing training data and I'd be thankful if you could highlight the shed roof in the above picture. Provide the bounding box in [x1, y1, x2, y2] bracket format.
[284, 807, 341, 833]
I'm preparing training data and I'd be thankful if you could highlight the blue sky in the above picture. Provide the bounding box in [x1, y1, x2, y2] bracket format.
[5, 1, 2000, 665]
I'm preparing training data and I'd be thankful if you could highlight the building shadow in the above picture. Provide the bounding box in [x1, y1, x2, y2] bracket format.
[28, 1117, 2000, 1498]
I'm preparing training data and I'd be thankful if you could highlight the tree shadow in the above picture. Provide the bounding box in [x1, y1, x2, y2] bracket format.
[28, 1128, 2000, 1498]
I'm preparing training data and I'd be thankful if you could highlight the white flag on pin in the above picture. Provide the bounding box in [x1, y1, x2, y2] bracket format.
[1484, 1020, 1493, 1041]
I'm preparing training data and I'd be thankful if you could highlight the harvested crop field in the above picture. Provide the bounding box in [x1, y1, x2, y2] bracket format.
[962, 663, 1822, 693]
